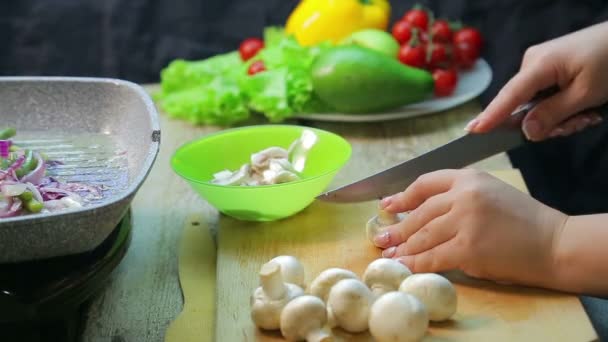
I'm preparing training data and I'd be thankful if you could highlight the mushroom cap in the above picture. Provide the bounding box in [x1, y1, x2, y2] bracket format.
[268, 255, 306, 289]
[369, 291, 429, 342]
[250, 283, 304, 330]
[280, 295, 329, 341]
[327, 278, 373, 333]
[399, 273, 457, 322]
[366, 209, 407, 242]
[309, 268, 358, 302]
[363, 258, 412, 296]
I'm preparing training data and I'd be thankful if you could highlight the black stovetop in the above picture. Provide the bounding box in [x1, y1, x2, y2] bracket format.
[0, 209, 132, 341]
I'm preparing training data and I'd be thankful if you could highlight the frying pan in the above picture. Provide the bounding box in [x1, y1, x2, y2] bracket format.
[0, 77, 160, 263]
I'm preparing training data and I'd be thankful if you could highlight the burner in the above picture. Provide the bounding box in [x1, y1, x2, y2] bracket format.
[0, 209, 132, 341]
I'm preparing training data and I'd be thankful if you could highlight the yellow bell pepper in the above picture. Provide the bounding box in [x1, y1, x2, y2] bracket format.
[285, 0, 391, 46]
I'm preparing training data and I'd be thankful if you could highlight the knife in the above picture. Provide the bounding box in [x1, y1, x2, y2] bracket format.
[316, 86, 607, 203]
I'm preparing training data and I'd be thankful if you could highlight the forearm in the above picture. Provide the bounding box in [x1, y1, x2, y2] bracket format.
[551, 214, 608, 296]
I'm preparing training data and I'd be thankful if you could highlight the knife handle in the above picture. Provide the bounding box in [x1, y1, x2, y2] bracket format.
[505, 85, 608, 130]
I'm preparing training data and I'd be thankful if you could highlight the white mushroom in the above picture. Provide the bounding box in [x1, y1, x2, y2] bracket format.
[211, 169, 233, 181]
[251, 147, 289, 172]
[288, 129, 318, 172]
[308, 268, 359, 302]
[368, 291, 429, 342]
[212, 131, 317, 187]
[250, 261, 304, 330]
[326, 278, 373, 333]
[363, 258, 412, 297]
[398, 273, 457, 322]
[211, 164, 252, 185]
[268, 255, 306, 289]
[269, 158, 299, 174]
[273, 170, 301, 184]
[366, 202, 407, 242]
[280, 295, 333, 342]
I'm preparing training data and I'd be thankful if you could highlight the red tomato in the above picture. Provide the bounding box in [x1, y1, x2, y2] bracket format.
[247, 61, 266, 75]
[453, 27, 483, 51]
[433, 68, 458, 96]
[431, 19, 452, 43]
[453, 41, 480, 69]
[419, 30, 429, 44]
[398, 44, 426, 69]
[427, 43, 448, 69]
[239, 38, 264, 61]
[391, 20, 413, 45]
[402, 8, 429, 30]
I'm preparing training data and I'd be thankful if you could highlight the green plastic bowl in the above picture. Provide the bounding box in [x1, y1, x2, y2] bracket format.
[171, 125, 352, 221]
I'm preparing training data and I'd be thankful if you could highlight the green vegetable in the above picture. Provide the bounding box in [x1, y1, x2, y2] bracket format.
[18, 190, 43, 213]
[155, 52, 250, 125]
[240, 28, 334, 121]
[19, 191, 33, 202]
[0, 127, 16, 139]
[311, 45, 434, 113]
[159, 73, 250, 125]
[23, 198, 43, 213]
[15, 150, 36, 178]
[156, 52, 243, 96]
[341, 29, 400, 57]
[155, 27, 334, 125]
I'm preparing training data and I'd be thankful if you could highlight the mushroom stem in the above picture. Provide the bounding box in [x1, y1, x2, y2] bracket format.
[260, 262, 287, 300]
[377, 207, 399, 226]
[307, 329, 332, 342]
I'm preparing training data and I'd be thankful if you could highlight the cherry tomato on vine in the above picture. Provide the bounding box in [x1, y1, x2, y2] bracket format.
[427, 42, 449, 69]
[239, 38, 264, 61]
[247, 60, 266, 75]
[432, 68, 458, 97]
[419, 30, 429, 44]
[453, 41, 480, 69]
[453, 27, 483, 51]
[391, 20, 413, 44]
[431, 19, 452, 43]
[398, 43, 427, 69]
[402, 8, 429, 30]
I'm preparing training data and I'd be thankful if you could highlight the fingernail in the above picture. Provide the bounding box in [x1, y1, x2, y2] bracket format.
[382, 246, 396, 258]
[549, 127, 565, 138]
[373, 231, 390, 246]
[380, 196, 392, 209]
[464, 118, 479, 132]
[523, 119, 542, 140]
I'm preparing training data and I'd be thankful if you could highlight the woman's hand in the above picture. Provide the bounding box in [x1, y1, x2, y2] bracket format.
[466, 21, 608, 141]
[372, 169, 568, 288]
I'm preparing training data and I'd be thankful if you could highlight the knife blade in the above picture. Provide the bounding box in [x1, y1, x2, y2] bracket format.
[315, 86, 563, 203]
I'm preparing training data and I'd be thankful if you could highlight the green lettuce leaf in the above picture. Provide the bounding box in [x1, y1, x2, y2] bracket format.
[159, 71, 249, 126]
[155, 26, 334, 126]
[156, 51, 242, 98]
[242, 27, 334, 119]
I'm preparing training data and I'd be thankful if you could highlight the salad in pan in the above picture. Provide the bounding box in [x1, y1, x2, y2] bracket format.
[0, 127, 105, 218]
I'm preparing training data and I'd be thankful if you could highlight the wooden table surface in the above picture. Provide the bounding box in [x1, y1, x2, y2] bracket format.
[79, 84, 516, 342]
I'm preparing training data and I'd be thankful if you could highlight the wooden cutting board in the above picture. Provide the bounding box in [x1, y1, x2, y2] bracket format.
[215, 170, 597, 341]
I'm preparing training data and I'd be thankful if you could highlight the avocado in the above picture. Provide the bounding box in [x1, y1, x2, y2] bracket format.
[311, 45, 434, 113]
[341, 29, 400, 57]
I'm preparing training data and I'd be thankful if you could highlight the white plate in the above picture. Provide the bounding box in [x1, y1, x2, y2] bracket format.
[293, 58, 492, 122]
